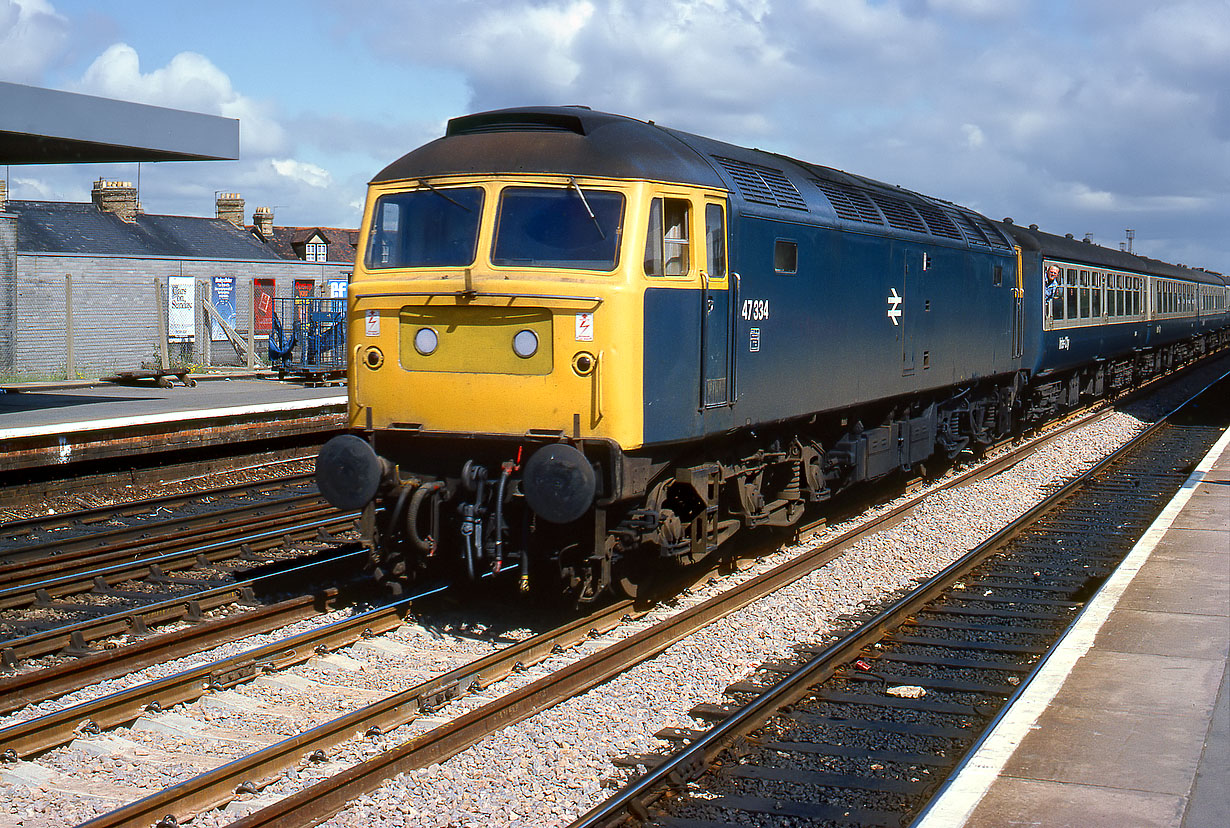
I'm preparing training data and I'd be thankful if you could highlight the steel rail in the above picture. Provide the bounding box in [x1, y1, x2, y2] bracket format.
[0, 494, 330, 588]
[0, 471, 314, 541]
[81, 597, 637, 828]
[566, 369, 1229, 828]
[0, 550, 365, 714]
[0, 595, 413, 759]
[0, 509, 359, 611]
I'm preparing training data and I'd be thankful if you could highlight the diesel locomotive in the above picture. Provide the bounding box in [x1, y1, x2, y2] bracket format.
[315, 106, 1229, 599]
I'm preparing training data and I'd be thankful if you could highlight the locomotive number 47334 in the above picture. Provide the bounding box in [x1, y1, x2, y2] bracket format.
[741, 298, 770, 321]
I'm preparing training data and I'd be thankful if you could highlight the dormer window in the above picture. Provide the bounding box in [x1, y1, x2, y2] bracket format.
[306, 241, 327, 262]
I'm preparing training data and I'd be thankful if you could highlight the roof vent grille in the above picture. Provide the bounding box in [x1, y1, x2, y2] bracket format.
[913, 201, 963, 240]
[812, 179, 884, 225]
[713, 156, 807, 211]
[867, 192, 926, 234]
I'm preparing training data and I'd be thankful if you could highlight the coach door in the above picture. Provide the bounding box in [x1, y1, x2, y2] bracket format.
[700, 200, 733, 408]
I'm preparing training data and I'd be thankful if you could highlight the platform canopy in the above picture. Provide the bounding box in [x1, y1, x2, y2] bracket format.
[0, 81, 240, 164]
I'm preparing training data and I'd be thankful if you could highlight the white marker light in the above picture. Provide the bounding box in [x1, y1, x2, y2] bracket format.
[512, 329, 539, 359]
[414, 327, 439, 355]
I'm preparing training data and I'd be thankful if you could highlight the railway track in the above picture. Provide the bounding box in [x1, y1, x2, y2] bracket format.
[0, 359, 1222, 828]
[0, 470, 318, 545]
[568, 373, 1228, 828]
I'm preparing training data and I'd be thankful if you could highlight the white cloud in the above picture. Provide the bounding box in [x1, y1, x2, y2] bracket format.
[0, 0, 68, 82]
[74, 43, 287, 155]
[271, 159, 332, 189]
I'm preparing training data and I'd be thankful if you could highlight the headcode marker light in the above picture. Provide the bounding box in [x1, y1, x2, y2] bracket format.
[512, 329, 539, 359]
[414, 327, 439, 355]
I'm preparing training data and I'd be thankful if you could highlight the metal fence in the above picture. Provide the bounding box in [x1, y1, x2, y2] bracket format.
[268, 297, 347, 377]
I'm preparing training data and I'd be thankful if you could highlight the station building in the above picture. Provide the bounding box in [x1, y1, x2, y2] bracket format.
[0, 80, 356, 381]
[0, 178, 356, 379]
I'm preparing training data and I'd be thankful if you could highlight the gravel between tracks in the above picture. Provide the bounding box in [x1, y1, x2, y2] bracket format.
[2, 361, 1223, 827]
[288, 370, 1217, 828]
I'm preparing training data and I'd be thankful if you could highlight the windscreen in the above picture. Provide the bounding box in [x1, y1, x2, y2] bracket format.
[492, 186, 624, 271]
[365, 187, 484, 269]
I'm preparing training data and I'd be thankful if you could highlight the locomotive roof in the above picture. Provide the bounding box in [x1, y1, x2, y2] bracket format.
[374, 106, 1020, 252]
[373, 107, 1219, 272]
[372, 107, 727, 189]
[999, 221, 1226, 285]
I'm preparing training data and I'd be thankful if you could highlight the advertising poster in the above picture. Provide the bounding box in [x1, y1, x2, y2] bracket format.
[168, 276, 195, 339]
[254, 278, 274, 333]
[327, 279, 347, 299]
[211, 275, 236, 340]
[294, 279, 314, 323]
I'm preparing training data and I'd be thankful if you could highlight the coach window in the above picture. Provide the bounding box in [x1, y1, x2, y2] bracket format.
[1091, 271, 1102, 318]
[774, 240, 798, 274]
[1079, 270, 1091, 319]
[1065, 268, 1078, 320]
[644, 197, 691, 277]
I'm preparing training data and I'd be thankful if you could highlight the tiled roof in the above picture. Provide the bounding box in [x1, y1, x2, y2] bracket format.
[254, 225, 358, 264]
[10, 200, 285, 260]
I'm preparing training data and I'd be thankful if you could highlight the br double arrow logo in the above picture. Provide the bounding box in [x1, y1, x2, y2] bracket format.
[887, 288, 903, 326]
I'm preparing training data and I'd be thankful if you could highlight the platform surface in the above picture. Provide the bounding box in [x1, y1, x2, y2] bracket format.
[918, 427, 1230, 828]
[0, 377, 345, 436]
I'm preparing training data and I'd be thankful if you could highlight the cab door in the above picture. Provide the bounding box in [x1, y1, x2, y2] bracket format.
[701, 200, 732, 408]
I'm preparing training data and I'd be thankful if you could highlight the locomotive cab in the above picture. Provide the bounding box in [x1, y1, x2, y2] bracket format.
[317, 125, 736, 598]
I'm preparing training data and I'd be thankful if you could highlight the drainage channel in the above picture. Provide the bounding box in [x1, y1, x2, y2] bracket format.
[571, 372, 1228, 828]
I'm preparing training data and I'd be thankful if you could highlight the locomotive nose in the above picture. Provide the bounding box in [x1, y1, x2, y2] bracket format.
[315, 434, 384, 510]
[520, 443, 596, 524]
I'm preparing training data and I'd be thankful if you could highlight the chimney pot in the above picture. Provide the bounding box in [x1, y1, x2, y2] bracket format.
[215, 192, 245, 227]
[91, 178, 139, 222]
[253, 206, 274, 237]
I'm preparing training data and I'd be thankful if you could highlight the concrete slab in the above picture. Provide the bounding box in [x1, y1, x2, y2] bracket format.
[310, 652, 366, 673]
[1183, 661, 1230, 827]
[1144, 527, 1228, 563]
[1096, 608, 1229, 661]
[1117, 556, 1230, 617]
[1168, 486, 1229, 531]
[968, 777, 1186, 828]
[1048, 649, 1223, 718]
[1002, 704, 1208, 795]
[0, 760, 57, 787]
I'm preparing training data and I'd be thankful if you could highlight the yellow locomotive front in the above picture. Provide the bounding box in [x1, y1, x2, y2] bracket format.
[350, 173, 644, 447]
[318, 170, 660, 598]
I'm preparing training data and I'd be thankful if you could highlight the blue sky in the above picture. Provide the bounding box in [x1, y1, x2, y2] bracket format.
[2, 0, 1227, 274]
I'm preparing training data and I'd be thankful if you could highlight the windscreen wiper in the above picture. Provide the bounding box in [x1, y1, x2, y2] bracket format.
[569, 178, 606, 240]
[418, 180, 472, 212]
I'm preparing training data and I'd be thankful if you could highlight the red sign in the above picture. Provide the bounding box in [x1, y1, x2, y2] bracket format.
[254, 279, 274, 333]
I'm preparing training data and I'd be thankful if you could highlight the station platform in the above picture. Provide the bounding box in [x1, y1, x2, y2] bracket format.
[0, 375, 346, 478]
[917, 426, 1230, 828]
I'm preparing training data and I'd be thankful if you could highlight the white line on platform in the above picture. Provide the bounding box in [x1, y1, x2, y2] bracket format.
[0, 396, 347, 441]
[913, 423, 1230, 828]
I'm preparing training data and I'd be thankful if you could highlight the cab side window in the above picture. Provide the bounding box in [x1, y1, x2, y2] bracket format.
[644, 197, 691, 277]
[705, 204, 726, 279]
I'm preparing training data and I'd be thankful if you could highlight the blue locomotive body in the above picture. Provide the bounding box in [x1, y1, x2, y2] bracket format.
[316, 106, 1227, 600]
